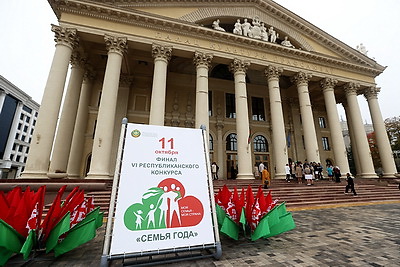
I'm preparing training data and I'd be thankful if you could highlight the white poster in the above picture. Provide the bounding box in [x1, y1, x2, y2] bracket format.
[110, 123, 215, 255]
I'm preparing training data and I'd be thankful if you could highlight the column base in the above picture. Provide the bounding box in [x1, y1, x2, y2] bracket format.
[382, 173, 399, 179]
[19, 171, 50, 179]
[236, 173, 255, 179]
[359, 173, 379, 179]
[274, 173, 286, 179]
[47, 172, 68, 179]
[86, 172, 112, 180]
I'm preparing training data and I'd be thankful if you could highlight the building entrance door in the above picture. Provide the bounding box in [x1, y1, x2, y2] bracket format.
[226, 153, 238, 179]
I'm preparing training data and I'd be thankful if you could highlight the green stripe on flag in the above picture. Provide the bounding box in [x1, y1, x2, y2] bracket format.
[251, 215, 270, 241]
[220, 215, 239, 240]
[53, 218, 97, 257]
[215, 204, 226, 228]
[264, 212, 296, 239]
[46, 212, 71, 253]
[276, 202, 287, 217]
[0, 248, 14, 266]
[0, 219, 24, 252]
[20, 229, 36, 260]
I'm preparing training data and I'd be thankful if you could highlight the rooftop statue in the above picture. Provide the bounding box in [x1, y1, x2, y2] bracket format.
[268, 26, 278, 43]
[233, 19, 242, 35]
[249, 16, 262, 39]
[212, 19, 225, 32]
[260, 22, 269, 41]
[281, 36, 295, 48]
[356, 43, 368, 55]
[241, 18, 251, 37]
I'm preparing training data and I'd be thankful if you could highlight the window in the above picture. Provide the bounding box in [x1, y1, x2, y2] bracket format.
[20, 114, 24, 120]
[253, 135, 268, 152]
[16, 155, 21, 162]
[23, 105, 32, 113]
[18, 123, 22, 130]
[25, 116, 30, 123]
[251, 97, 265, 121]
[18, 146, 23, 152]
[319, 117, 327, 128]
[322, 137, 330, 151]
[24, 125, 28, 132]
[33, 120, 36, 126]
[226, 133, 237, 151]
[15, 133, 19, 139]
[225, 93, 236, 118]
[209, 134, 213, 151]
[21, 135, 26, 141]
[12, 143, 17, 151]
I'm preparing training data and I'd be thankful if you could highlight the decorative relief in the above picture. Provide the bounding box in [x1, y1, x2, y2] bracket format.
[83, 66, 96, 82]
[320, 77, 338, 90]
[364, 86, 380, 100]
[265, 65, 283, 80]
[171, 92, 180, 127]
[193, 51, 213, 68]
[344, 82, 360, 96]
[119, 74, 134, 88]
[104, 35, 128, 55]
[291, 72, 312, 86]
[184, 96, 194, 128]
[51, 24, 79, 49]
[229, 58, 250, 74]
[152, 44, 172, 61]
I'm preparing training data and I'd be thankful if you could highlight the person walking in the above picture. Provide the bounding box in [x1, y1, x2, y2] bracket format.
[333, 166, 341, 183]
[211, 162, 219, 180]
[284, 164, 291, 182]
[327, 165, 334, 181]
[344, 173, 357, 196]
[295, 163, 303, 184]
[253, 163, 260, 179]
[261, 166, 270, 189]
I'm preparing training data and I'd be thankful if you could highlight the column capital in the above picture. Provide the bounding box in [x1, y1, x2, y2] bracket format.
[152, 44, 172, 61]
[229, 58, 250, 74]
[119, 74, 134, 87]
[320, 77, 338, 91]
[104, 35, 128, 55]
[291, 72, 312, 86]
[363, 86, 380, 100]
[83, 66, 96, 83]
[264, 65, 283, 80]
[193, 51, 213, 68]
[70, 51, 87, 69]
[344, 82, 360, 96]
[51, 24, 79, 50]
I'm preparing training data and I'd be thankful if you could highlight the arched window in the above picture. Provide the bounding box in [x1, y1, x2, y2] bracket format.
[226, 133, 237, 151]
[253, 135, 268, 152]
[209, 134, 214, 151]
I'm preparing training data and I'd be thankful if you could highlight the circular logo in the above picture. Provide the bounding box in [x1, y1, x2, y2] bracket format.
[131, 129, 141, 138]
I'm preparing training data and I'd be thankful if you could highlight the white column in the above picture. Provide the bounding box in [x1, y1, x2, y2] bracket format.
[67, 69, 95, 178]
[0, 90, 6, 114]
[216, 122, 225, 179]
[344, 83, 377, 178]
[343, 102, 361, 176]
[291, 72, 320, 163]
[21, 25, 79, 179]
[230, 59, 253, 179]
[265, 65, 287, 179]
[86, 35, 127, 179]
[149, 44, 172, 126]
[320, 78, 350, 174]
[364, 87, 397, 177]
[193, 51, 213, 135]
[3, 102, 23, 160]
[48, 52, 86, 177]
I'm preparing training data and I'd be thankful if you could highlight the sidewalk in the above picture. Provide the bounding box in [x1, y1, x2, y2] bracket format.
[6, 202, 400, 266]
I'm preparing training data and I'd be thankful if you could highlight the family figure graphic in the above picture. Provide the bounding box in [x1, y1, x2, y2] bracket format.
[124, 178, 204, 231]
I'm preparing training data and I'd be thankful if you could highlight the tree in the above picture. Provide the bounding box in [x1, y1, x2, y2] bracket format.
[384, 116, 400, 151]
[367, 132, 381, 170]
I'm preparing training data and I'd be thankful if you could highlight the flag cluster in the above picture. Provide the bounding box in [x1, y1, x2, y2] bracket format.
[0, 185, 103, 266]
[215, 185, 295, 241]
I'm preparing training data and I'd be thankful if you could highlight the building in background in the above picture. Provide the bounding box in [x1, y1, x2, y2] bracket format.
[21, 0, 398, 180]
[0, 75, 39, 178]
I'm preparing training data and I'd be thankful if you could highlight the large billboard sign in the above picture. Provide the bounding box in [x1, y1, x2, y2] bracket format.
[110, 123, 215, 255]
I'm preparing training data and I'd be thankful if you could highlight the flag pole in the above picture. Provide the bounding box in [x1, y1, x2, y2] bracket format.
[100, 118, 128, 267]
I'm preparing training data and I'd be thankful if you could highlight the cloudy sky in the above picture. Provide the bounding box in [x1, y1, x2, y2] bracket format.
[1, 0, 398, 123]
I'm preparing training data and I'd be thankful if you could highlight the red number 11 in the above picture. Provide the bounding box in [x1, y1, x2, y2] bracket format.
[159, 137, 174, 149]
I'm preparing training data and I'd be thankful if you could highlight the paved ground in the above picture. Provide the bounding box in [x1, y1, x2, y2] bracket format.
[6, 202, 400, 266]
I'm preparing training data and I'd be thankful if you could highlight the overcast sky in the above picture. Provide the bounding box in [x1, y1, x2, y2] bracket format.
[0, 0, 398, 123]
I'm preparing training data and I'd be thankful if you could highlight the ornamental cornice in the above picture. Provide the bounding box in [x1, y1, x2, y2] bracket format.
[363, 86, 380, 100]
[229, 58, 250, 73]
[48, 0, 384, 77]
[264, 65, 282, 80]
[193, 51, 213, 68]
[104, 35, 128, 55]
[51, 24, 79, 49]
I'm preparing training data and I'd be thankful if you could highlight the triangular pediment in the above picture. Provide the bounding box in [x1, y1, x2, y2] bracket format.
[49, 0, 384, 75]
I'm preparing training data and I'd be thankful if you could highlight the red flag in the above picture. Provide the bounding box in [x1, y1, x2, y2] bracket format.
[5, 186, 22, 224]
[26, 186, 46, 233]
[245, 185, 254, 227]
[60, 190, 85, 217]
[86, 196, 95, 214]
[0, 191, 9, 220]
[5, 186, 22, 202]
[250, 186, 267, 230]
[11, 186, 34, 236]
[217, 185, 232, 211]
[64, 186, 80, 204]
[70, 199, 87, 228]
[40, 185, 67, 240]
[265, 190, 278, 213]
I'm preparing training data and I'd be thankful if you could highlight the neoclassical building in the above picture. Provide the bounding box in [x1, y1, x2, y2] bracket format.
[21, 0, 397, 181]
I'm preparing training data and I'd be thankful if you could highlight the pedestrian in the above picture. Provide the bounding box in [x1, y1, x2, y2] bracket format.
[285, 164, 291, 182]
[333, 166, 341, 183]
[253, 163, 260, 179]
[344, 173, 357, 196]
[295, 163, 303, 184]
[304, 164, 313, 186]
[261, 166, 270, 189]
[211, 162, 219, 180]
[327, 165, 333, 181]
[230, 165, 237, 180]
[258, 162, 265, 174]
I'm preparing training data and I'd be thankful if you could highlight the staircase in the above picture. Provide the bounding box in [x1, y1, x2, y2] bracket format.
[87, 178, 400, 216]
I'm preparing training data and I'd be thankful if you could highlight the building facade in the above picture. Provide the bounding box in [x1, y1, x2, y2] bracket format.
[0, 75, 39, 178]
[21, 0, 397, 180]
